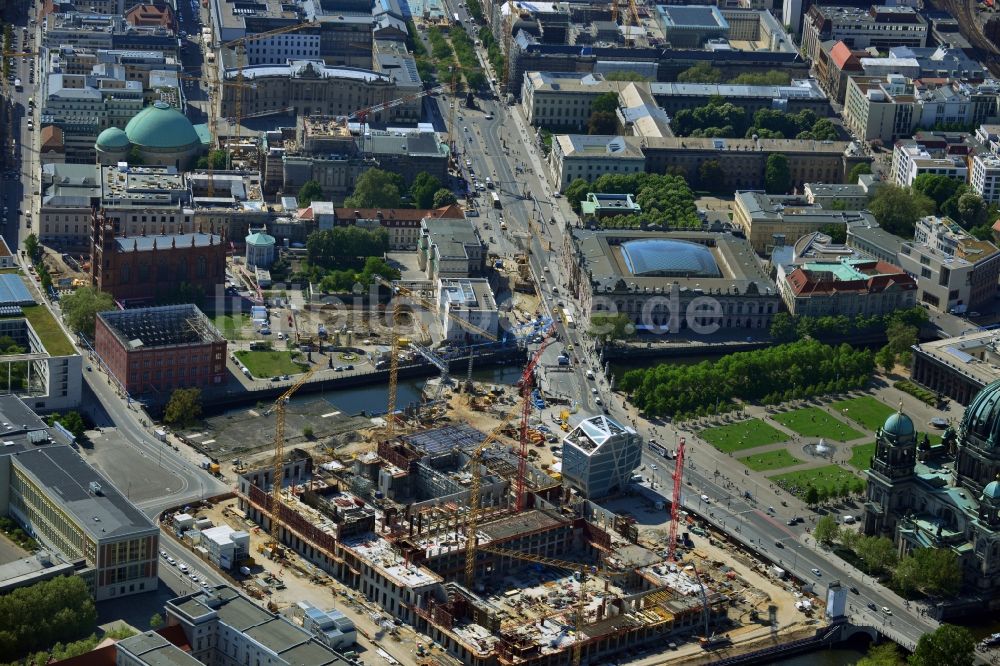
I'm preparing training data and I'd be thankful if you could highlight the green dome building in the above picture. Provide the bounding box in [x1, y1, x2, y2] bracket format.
[95, 102, 208, 169]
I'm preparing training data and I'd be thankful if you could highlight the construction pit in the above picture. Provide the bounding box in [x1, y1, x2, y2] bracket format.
[161, 386, 826, 666]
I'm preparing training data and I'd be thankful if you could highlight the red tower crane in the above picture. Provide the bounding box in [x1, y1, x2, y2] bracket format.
[516, 332, 553, 511]
[667, 437, 686, 561]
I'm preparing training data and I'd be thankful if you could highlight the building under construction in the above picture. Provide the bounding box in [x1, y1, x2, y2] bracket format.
[94, 304, 228, 395]
[235, 423, 730, 666]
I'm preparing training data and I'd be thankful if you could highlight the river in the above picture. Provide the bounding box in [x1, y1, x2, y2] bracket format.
[286, 364, 527, 416]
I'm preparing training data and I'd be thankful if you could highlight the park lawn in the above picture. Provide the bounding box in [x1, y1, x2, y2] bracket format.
[848, 442, 876, 470]
[770, 464, 859, 495]
[235, 350, 307, 378]
[830, 396, 896, 432]
[772, 407, 864, 441]
[213, 314, 250, 340]
[739, 449, 803, 472]
[700, 419, 787, 453]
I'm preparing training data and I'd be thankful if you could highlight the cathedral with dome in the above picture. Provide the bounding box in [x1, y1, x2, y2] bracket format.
[864, 384, 1000, 609]
[95, 101, 210, 170]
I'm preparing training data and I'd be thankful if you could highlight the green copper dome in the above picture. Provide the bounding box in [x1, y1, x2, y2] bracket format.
[883, 411, 915, 437]
[124, 101, 200, 150]
[962, 379, 1000, 448]
[96, 126, 130, 151]
[984, 479, 1000, 500]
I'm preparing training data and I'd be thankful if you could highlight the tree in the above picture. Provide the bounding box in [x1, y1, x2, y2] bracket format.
[61, 286, 115, 338]
[956, 192, 988, 228]
[875, 346, 896, 374]
[0, 576, 97, 660]
[23, 233, 40, 262]
[769, 312, 796, 342]
[432, 188, 457, 208]
[729, 70, 791, 85]
[296, 179, 324, 208]
[565, 178, 592, 213]
[149, 613, 164, 628]
[886, 320, 918, 367]
[697, 160, 725, 191]
[302, 426, 315, 439]
[603, 70, 650, 82]
[869, 184, 935, 237]
[49, 411, 86, 439]
[857, 642, 904, 666]
[305, 226, 390, 271]
[912, 174, 962, 210]
[764, 153, 791, 194]
[849, 162, 873, 184]
[894, 547, 962, 597]
[677, 62, 724, 83]
[590, 91, 620, 115]
[853, 535, 898, 574]
[909, 624, 975, 666]
[589, 313, 633, 341]
[344, 168, 404, 208]
[410, 172, 442, 209]
[164, 388, 202, 428]
[195, 149, 227, 170]
[819, 223, 846, 243]
[814, 514, 840, 545]
[804, 485, 820, 506]
[587, 111, 618, 135]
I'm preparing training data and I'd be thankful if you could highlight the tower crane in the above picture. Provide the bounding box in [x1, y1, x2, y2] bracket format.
[220, 22, 318, 151]
[465, 333, 552, 586]
[667, 437, 686, 562]
[344, 82, 453, 154]
[267, 364, 320, 556]
[625, 0, 641, 45]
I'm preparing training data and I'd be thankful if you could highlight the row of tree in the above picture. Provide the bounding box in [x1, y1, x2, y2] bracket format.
[566, 172, 701, 228]
[0, 576, 97, 660]
[672, 101, 838, 141]
[769, 307, 927, 344]
[676, 62, 791, 86]
[297, 169, 457, 211]
[814, 515, 962, 597]
[866, 175, 996, 239]
[619, 339, 875, 417]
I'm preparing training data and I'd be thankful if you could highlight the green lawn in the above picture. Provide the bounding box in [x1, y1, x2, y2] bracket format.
[700, 419, 787, 453]
[848, 442, 876, 470]
[22, 305, 75, 356]
[739, 449, 803, 472]
[830, 396, 896, 432]
[770, 464, 860, 495]
[213, 314, 250, 340]
[235, 350, 307, 378]
[772, 407, 864, 441]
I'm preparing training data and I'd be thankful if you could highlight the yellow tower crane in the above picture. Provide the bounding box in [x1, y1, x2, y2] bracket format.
[221, 22, 318, 154]
[372, 275, 498, 440]
[268, 364, 320, 555]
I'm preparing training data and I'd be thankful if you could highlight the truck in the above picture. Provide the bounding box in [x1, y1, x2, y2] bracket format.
[771, 566, 787, 579]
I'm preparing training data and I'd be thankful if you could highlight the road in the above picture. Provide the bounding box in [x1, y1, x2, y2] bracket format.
[416, 4, 943, 654]
[2, 5, 37, 254]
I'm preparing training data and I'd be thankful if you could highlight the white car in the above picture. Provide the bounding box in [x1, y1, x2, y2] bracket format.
[159, 550, 168, 558]
[166, 556, 176, 565]
[700, 494, 710, 503]
[811, 568, 822, 576]
[178, 563, 189, 573]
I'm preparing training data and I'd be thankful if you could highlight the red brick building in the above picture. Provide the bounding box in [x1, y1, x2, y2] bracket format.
[91, 212, 227, 303]
[94, 304, 227, 395]
[124, 2, 176, 29]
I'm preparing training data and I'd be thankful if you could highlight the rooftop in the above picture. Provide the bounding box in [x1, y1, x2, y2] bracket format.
[571, 228, 772, 293]
[98, 305, 224, 349]
[116, 631, 202, 666]
[112, 232, 222, 253]
[440, 278, 496, 311]
[225, 60, 391, 85]
[478, 508, 569, 542]
[11, 445, 158, 542]
[341, 535, 441, 588]
[650, 78, 826, 101]
[564, 415, 636, 454]
[167, 586, 350, 665]
[784, 259, 916, 296]
[555, 135, 645, 159]
[657, 5, 728, 29]
[913, 329, 1000, 390]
